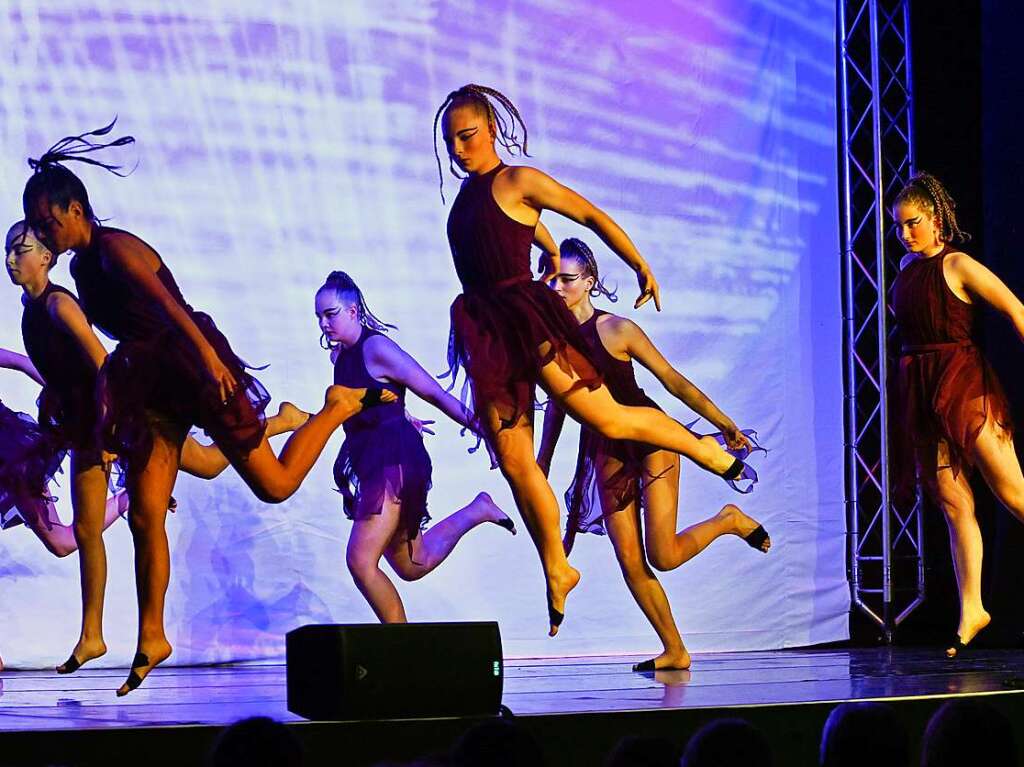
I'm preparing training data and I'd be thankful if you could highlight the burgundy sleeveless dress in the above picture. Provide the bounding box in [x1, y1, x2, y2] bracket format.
[21, 281, 99, 450]
[444, 163, 602, 427]
[332, 327, 432, 544]
[0, 399, 63, 530]
[70, 226, 270, 468]
[563, 310, 665, 553]
[891, 244, 1012, 498]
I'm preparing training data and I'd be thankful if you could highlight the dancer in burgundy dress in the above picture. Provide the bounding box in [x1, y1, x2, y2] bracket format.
[318, 271, 515, 622]
[536, 237, 769, 670]
[6, 220, 309, 674]
[891, 172, 1023, 657]
[22, 123, 393, 694]
[434, 85, 757, 636]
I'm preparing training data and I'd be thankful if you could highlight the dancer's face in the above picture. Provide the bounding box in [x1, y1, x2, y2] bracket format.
[26, 195, 88, 255]
[547, 257, 594, 312]
[5, 225, 52, 287]
[315, 288, 361, 348]
[893, 201, 941, 253]
[442, 104, 497, 174]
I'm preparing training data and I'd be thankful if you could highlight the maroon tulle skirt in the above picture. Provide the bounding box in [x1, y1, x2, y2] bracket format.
[563, 398, 670, 554]
[445, 278, 602, 428]
[333, 414, 432, 547]
[0, 401, 65, 530]
[895, 341, 1012, 500]
[36, 382, 98, 453]
[97, 311, 270, 470]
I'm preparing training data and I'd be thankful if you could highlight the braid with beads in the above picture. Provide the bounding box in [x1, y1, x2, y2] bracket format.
[432, 84, 530, 202]
[894, 172, 971, 244]
[320, 271, 396, 342]
[560, 238, 618, 302]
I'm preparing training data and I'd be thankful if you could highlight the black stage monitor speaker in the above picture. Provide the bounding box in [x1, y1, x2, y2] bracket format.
[286, 621, 503, 720]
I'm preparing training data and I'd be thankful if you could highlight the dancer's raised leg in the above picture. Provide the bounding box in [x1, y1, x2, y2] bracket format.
[385, 492, 513, 581]
[641, 451, 769, 572]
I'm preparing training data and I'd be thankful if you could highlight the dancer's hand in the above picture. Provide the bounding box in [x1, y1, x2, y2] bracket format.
[635, 267, 661, 311]
[202, 349, 238, 404]
[100, 450, 118, 471]
[719, 421, 752, 452]
[406, 411, 436, 436]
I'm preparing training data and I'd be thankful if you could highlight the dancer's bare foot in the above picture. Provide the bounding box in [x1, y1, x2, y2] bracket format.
[116, 639, 172, 696]
[276, 401, 310, 432]
[547, 566, 581, 638]
[472, 492, 516, 535]
[633, 647, 692, 672]
[720, 504, 771, 553]
[324, 385, 398, 422]
[948, 608, 991, 658]
[57, 637, 107, 674]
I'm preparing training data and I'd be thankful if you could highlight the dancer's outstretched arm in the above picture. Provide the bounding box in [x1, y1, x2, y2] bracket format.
[946, 253, 1024, 340]
[363, 334, 480, 432]
[608, 316, 750, 451]
[503, 166, 661, 310]
[0, 347, 45, 386]
[99, 233, 239, 401]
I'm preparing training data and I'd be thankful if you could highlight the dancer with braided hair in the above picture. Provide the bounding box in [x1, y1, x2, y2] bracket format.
[535, 237, 770, 670]
[316, 271, 515, 622]
[891, 172, 1024, 658]
[5, 220, 309, 674]
[21, 121, 395, 694]
[434, 85, 758, 637]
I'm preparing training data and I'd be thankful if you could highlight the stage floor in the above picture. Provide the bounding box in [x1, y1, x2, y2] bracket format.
[2, 646, 1024, 732]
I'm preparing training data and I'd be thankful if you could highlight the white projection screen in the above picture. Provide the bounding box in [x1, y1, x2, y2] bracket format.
[0, 0, 846, 666]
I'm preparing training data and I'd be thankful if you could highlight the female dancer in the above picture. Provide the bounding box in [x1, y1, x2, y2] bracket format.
[536, 237, 769, 670]
[317, 271, 515, 622]
[891, 172, 1024, 658]
[22, 125, 393, 694]
[6, 220, 309, 674]
[434, 84, 757, 636]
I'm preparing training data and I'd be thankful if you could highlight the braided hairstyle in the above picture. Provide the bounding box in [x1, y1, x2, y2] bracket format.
[559, 238, 618, 302]
[318, 271, 395, 349]
[893, 172, 971, 244]
[432, 84, 530, 202]
[4, 220, 59, 268]
[23, 119, 136, 224]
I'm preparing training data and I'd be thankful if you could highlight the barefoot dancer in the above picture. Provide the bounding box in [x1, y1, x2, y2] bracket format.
[317, 272, 515, 622]
[536, 237, 769, 671]
[22, 123, 393, 694]
[891, 173, 1024, 658]
[434, 85, 756, 636]
[6, 221, 310, 674]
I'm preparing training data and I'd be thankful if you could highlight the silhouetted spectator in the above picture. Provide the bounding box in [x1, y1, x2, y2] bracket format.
[819, 702, 908, 767]
[451, 718, 545, 767]
[681, 718, 772, 767]
[605, 734, 680, 766]
[921, 699, 1017, 767]
[209, 716, 303, 767]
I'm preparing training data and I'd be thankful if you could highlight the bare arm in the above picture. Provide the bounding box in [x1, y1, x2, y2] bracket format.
[103, 233, 237, 401]
[0, 348, 45, 386]
[536, 399, 567, 478]
[618, 318, 749, 449]
[363, 335, 478, 433]
[534, 219, 560, 282]
[948, 252, 1024, 341]
[512, 166, 660, 310]
[49, 293, 109, 371]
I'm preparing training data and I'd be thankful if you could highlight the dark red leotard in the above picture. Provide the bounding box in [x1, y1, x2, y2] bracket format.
[70, 226, 269, 467]
[444, 163, 602, 427]
[891, 244, 1012, 498]
[332, 327, 432, 544]
[21, 281, 99, 450]
[563, 309, 665, 553]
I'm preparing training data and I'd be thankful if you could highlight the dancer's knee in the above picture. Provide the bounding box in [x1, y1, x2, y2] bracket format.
[997, 486, 1024, 520]
[250, 477, 294, 505]
[392, 562, 426, 582]
[646, 545, 675, 573]
[345, 549, 378, 583]
[72, 515, 104, 541]
[615, 543, 649, 579]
